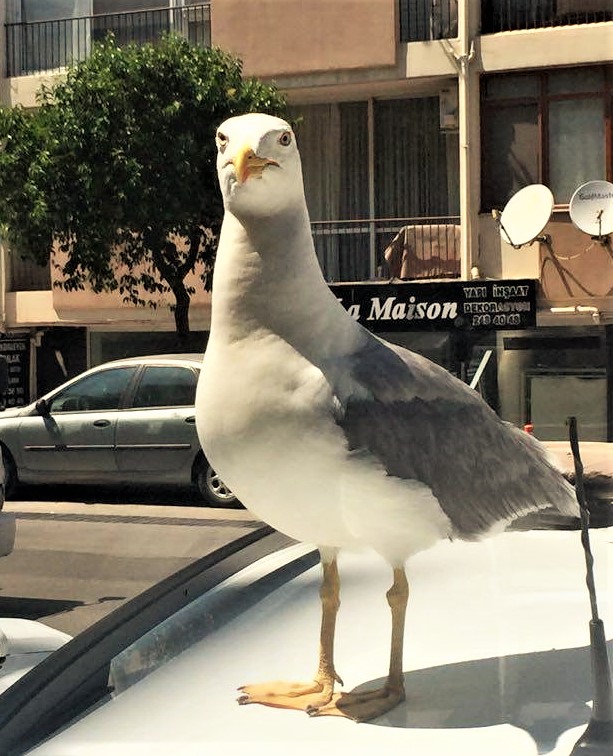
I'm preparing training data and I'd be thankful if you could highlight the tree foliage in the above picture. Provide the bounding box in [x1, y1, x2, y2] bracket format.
[0, 35, 287, 333]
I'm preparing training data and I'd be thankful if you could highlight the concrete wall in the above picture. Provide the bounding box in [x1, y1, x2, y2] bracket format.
[477, 212, 613, 316]
[1, 73, 59, 108]
[211, 0, 398, 78]
[479, 23, 613, 73]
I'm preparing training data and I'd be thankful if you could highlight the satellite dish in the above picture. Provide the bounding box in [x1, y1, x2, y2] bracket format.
[569, 180, 613, 238]
[497, 184, 554, 248]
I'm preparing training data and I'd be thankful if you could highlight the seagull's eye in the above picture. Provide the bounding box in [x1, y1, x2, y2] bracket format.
[278, 131, 292, 147]
[217, 132, 228, 152]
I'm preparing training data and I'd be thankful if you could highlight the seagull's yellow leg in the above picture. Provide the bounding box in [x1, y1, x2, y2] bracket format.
[237, 555, 343, 711]
[310, 566, 408, 722]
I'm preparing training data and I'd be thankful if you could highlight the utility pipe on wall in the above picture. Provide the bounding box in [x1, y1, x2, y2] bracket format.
[457, 0, 478, 281]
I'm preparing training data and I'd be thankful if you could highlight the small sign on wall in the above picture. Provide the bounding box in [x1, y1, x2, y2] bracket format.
[0, 336, 30, 408]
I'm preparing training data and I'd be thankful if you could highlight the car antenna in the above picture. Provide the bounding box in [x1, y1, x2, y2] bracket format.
[568, 415, 613, 754]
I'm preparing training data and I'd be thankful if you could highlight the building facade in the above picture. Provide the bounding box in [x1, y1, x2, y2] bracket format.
[0, 0, 612, 440]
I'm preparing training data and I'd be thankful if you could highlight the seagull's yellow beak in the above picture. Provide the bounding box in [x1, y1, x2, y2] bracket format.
[231, 144, 279, 184]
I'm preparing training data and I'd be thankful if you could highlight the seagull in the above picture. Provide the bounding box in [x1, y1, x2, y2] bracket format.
[195, 112, 580, 722]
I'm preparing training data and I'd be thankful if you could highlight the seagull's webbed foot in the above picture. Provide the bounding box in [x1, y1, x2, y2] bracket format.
[307, 680, 406, 722]
[238, 554, 344, 713]
[237, 674, 340, 712]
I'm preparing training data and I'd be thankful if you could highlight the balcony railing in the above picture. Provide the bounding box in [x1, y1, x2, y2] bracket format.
[7, 216, 461, 293]
[6, 3, 211, 78]
[482, 0, 613, 33]
[311, 216, 461, 283]
[399, 0, 459, 42]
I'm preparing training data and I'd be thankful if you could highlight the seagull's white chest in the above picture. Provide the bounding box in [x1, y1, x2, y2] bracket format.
[196, 333, 360, 548]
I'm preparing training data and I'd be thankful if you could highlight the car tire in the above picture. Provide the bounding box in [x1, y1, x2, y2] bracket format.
[1, 447, 17, 500]
[194, 455, 242, 508]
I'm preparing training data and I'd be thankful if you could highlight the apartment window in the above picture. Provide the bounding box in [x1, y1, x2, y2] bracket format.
[293, 98, 458, 281]
[481, 100, 539, 209]
[399, 0, 458, 41]
[481, 66, 613, 210]
[292, 103, 369, 280]
[15, 0, 90, 22]
[482, 0, 613, 33]
[94, 0, 167, 11]
[8, 0, 92, 74]
[295, 98, 454, 221]
[93, 0, 170, 46]
[375, 98, 451, 218]
[549, 98, 605, 201]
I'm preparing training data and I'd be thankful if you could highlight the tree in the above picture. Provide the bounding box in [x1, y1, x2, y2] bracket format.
[0, 35, 287, 334]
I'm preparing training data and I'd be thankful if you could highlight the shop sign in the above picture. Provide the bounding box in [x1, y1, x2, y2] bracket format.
[0, 335, 30, 407]
[329, 279, 537, 332]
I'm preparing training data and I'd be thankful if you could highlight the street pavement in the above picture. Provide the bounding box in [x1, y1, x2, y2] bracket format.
[0, 491, 263, 637]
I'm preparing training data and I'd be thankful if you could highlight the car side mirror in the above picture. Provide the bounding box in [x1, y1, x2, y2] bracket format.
[35, 398, 50, 417]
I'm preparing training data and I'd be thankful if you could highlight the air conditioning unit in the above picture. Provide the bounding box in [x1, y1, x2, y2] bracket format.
[439, 87, 459, 131]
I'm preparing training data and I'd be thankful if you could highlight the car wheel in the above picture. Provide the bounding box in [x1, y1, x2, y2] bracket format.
[1, 447, 17, 499]
[194, 456, 241, 508]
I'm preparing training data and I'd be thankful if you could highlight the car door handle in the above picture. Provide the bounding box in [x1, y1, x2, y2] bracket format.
[185, 416, 195, 424]
[93, 419, 111, 428]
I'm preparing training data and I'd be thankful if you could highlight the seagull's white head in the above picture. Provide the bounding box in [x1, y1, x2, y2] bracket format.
[216, 113, 304, 218]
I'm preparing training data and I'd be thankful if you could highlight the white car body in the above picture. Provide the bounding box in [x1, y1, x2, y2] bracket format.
[2, 524, 609, 756]
[0, 618, 71, 695]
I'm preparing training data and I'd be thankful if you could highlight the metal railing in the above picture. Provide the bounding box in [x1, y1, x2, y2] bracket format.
[310, 216, 461, 283]
[6, 3, 211, 77]
[481, 0, 613, 33]
[399, 0, 459, 42]
[7, 216, 461, 292]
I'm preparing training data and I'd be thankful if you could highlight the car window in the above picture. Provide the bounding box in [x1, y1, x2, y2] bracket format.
[131, 366, 199, 409]
[48, 367, 137, 413]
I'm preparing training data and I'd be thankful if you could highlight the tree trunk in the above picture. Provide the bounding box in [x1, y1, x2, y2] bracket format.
[172, 281, 191, 336]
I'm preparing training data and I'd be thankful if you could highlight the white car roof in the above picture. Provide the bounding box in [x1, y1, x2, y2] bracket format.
[26, 527, 610, 755]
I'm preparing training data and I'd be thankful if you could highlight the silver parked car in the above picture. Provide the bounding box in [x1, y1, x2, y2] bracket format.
[0, 354, 238, 507]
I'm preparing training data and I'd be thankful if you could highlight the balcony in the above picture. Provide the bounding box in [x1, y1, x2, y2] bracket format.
[6, 216, 461, 310]
[399, 0, 459, 42]
[6, 3, 211, 78]
[482, 0, 613, 33]
[311, 216, 461, 283]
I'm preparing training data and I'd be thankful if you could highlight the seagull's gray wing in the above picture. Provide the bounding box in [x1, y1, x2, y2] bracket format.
[334, 337, 577, 539]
